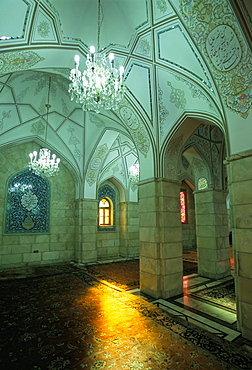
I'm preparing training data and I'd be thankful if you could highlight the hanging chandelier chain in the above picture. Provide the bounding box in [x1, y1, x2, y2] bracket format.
[97, 0, 101, 51]
[28, 75, 60, 178]
[44, 76, 52, 143]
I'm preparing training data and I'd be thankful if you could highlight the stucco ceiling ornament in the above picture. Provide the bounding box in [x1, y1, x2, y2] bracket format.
[37, 21, 50, 38]
[192, 157, 210, 191]
[30, 120, 45, 135]
[0, 110, 11, 132]
[0, 51, 44, 74]
[180, 0, 252, 118]
[67, 126, 82, 161]
[158, 86, 169, 138]
[119, 105, 150, 157]
[164, 135, 184, 180]
[174, 75, 217, 113]
[86, 143, 108, 186]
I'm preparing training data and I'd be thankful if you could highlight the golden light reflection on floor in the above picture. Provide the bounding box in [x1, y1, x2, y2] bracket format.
[75, 283, 164, 368]
[72, 277, 228, 369]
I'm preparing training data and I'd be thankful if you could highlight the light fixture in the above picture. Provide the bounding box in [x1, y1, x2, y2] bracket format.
[28, 77, 60, 177]
[68, 0, 125, 113]
[129, 161, 140, 184]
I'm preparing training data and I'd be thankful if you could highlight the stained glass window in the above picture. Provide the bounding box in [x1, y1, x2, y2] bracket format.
[98, 184, 116, 231]
[180, 190, 187, 223]
[99, 197, 112, 226]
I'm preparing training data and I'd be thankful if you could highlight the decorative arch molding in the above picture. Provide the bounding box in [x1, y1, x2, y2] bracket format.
[160, 112, 226, 180]
[98, 177, 126, 204]
[117, 103, 151, 158]
[183, 124, 226, 190]
[164, 134, 184, 180]
[183, 147, 211, 192]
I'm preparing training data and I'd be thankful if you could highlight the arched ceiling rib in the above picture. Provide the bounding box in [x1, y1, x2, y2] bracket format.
[0, 0, 251, 183]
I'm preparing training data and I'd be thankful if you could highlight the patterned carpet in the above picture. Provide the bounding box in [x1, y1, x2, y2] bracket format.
[84, 260, 140, 290]
[83, 259, 197, 291]
[0, 263, 252, 370]
[192, 280, 236, 310]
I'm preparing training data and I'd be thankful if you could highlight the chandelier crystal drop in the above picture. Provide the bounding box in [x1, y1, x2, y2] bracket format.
[69, 48, 125, 113]
[29, 148, 60, 177]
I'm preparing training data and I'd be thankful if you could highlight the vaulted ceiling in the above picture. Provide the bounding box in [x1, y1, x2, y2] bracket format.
[0, 0, 251, 199]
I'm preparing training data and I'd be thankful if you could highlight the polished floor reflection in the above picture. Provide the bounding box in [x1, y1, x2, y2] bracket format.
[0, 263, 240, 370]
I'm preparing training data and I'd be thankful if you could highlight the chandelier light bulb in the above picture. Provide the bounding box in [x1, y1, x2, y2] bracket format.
[90, 46, 95, 54]
[108, 53, 114, 61]
[74, 54, 80, 64]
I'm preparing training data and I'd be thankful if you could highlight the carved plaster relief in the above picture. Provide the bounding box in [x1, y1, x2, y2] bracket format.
[164, 135, 184, 179]
[30, 120, 45, 135]
[167, 81, 186, 109]
[192, 157, 210, 191]
[156, 0, 168, 13]
[86, 144, 108, 186]
[89, 112, 105, 128]
[0, 51, 44, 74]
[138, 38, 151, 57]
[180, 0, 252, 118]
[185, 125, 224, 189]
[158, 86, 169, 137]
[67, 126, 82, 160]
[37, 21, 50, 38]
[0, 110, 11, 132]
[175, 75, 217, 113]
[206, 25, 242, 71]
[119, 105, 150, 157]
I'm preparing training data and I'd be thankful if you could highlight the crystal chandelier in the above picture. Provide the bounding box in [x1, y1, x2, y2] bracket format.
[68, 0, 125, 113]
[129, 161, 140, 184]
[29, 148, 60, 177]
[28, 78, 60, 177]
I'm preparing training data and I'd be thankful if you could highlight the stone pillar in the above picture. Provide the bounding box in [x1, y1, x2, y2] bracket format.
[194, 189, 230, 279]
[119, 202, 139, 258]
[75, 199, 98, 263]
[75, 199, 83, 262]
[139, 179, 183, 299]
[227, 150, 252, 340]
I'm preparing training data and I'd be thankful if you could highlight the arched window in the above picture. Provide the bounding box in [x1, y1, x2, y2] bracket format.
[98, 184, 116, 231]
[99, 197, 113, 226]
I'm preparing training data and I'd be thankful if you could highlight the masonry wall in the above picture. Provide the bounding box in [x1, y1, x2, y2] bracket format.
[0, 143, 76, 269]
[227, 150, 252, 341]
[69, 197, 139, 264]
[120, 202, 139, 258]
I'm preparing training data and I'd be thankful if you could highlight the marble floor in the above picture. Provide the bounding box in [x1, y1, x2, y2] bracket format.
[128, 272, 252, 356]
